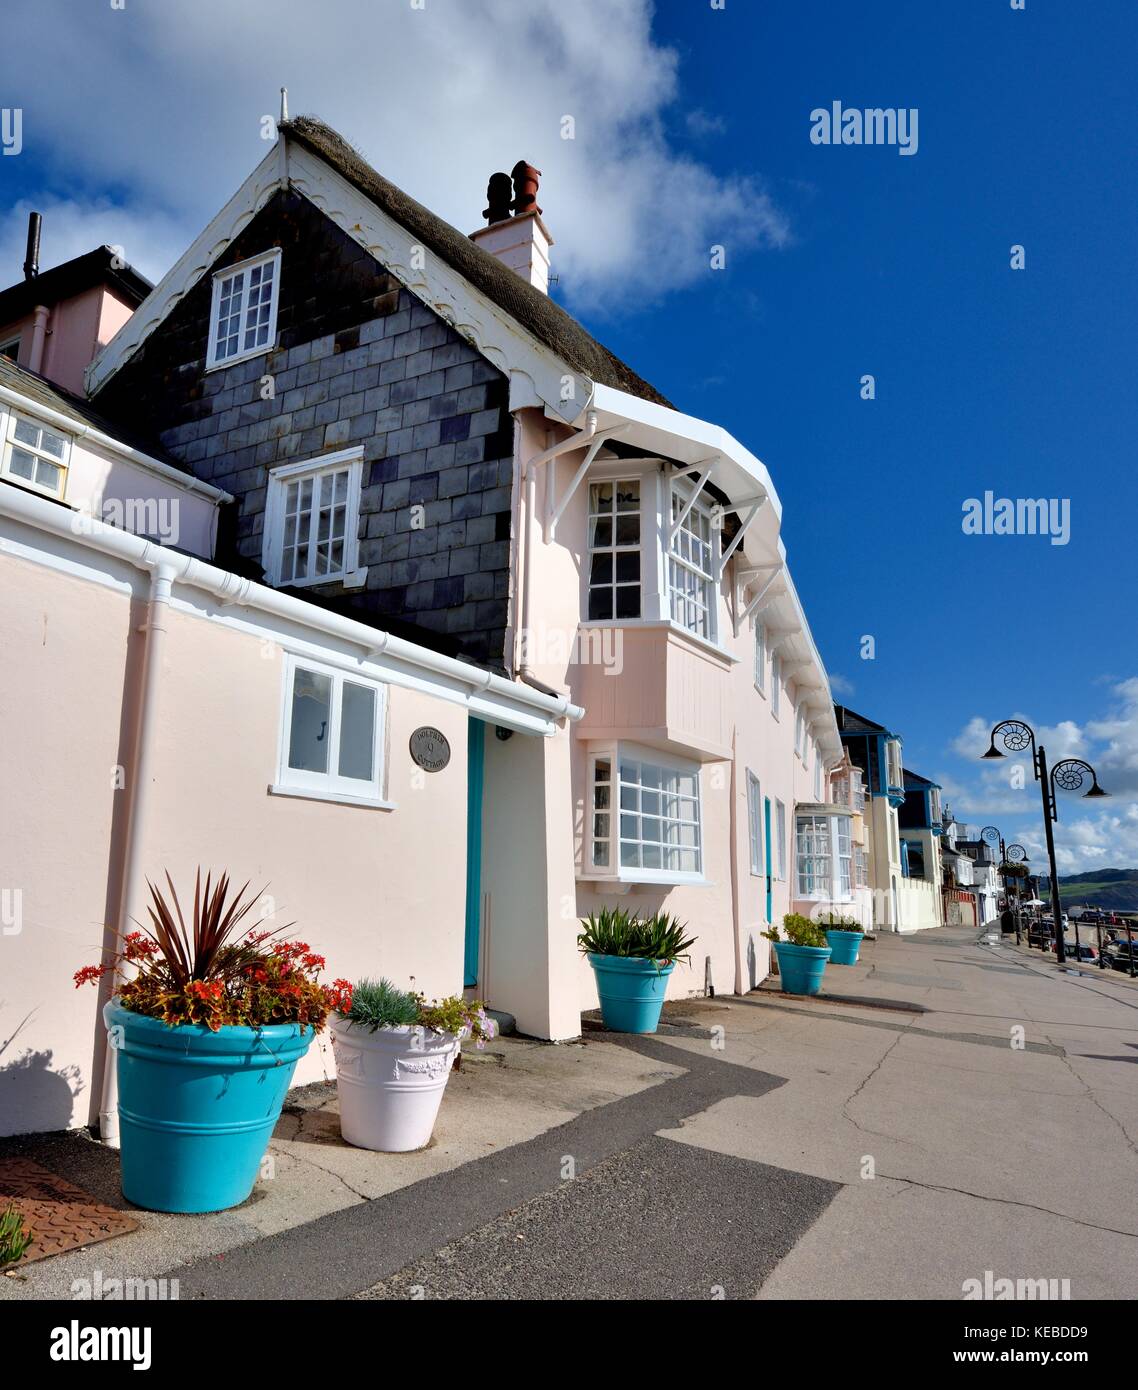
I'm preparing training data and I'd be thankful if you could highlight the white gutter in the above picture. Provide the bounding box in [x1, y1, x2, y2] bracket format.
[0, 384, 234, 504]
[0, 483, 584, 734]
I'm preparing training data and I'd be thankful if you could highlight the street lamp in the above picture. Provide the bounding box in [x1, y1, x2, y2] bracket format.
[979, 826, 1008, 936]
[982, 722, 1109, 966]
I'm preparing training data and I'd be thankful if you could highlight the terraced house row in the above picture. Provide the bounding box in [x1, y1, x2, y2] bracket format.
[0, 117, 948, 1137]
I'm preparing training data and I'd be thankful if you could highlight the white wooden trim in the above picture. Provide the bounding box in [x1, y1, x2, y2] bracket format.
[88, 138, 591, 420]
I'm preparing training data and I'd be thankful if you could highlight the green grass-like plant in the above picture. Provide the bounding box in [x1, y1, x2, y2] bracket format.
[0, 1203, 31, 1267]
[762, 913, 829, 948]
[333, 979, 496, 1046]
[577, 907, 696, 966]
[820, 912, 863, 934]
[339, 977, 419, 1031]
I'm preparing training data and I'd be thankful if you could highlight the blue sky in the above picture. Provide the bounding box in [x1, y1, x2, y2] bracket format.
[1, 0, 1135, 871]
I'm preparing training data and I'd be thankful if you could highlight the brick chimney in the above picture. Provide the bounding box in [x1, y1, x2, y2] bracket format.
[470, 160, 554, 295]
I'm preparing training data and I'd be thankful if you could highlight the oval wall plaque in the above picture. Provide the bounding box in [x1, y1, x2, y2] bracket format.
[409, 726, 451, 772]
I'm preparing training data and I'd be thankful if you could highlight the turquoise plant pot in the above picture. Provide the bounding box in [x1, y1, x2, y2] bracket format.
[104, 999, 313, 1213]
[824, 929, 862, 965]
[588, 954, 675, 1033]
[773, 941, 831, 995]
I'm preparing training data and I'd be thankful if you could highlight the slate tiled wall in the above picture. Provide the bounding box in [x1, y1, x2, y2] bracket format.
[93, 189, 516, 668]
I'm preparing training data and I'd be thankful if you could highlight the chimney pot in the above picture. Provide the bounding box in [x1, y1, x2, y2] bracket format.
[482, 172, 513, 226]
[510, 161, 542, 216]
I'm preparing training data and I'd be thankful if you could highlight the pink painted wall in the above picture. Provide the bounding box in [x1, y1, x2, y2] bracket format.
[0, 543, 470, 1135]
[0, 285, 137, 395]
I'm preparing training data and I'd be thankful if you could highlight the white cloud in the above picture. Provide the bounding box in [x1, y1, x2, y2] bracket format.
[0, 0, 787, 312]
[828, 672, 855, 697]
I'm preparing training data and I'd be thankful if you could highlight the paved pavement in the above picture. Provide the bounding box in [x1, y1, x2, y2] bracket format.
[4, 923, 1136, 1300]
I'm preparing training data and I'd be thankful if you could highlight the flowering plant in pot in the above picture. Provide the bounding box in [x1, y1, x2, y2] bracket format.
[75, 870, 345, 1214]
[762, 913, 832, 995]
[577, 907, 695, 1034]
[330, 978, 495, 1152]
[818, 911, 864, 965]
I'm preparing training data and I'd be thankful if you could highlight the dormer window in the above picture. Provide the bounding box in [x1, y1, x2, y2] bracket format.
[207, 249, 281, 369]
[2, 413, 70, 499]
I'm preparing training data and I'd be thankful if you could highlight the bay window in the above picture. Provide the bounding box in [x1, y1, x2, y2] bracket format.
[589, 745, 703, 882]
[796, 811, 854, 902]
[668, 483, 716, 640]
[587, 479, 641, 620]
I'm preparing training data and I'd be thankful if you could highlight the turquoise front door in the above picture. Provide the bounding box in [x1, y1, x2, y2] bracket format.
[764, 797, 773, 924]
[463, 718, 485, 988]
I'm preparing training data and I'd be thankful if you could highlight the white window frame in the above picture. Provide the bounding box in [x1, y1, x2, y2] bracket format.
[775, 799, 787, 880]
[796, 811, 854, 903]
[928, 787, 942, 827]
[886, 738, 903, 790]
[771, 651, 782, 719]
[207, 248, 281, 371]
[794, 705, 806, 760]
[1, 410, 71, 500]
[272, 654, 390, 808]
[747, 771, 763, 877]
[753, 619, 766, 694]
[586, 476, 643, 622]
[586, 742, 704, 885]
[667, 479, 718, 643]
[813, 747, 824, 802]
[263, 447, 365, 588]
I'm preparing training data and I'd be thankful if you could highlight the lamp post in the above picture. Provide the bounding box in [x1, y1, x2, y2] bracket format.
[982, 721, 1109, 966]
[979, 826, 1008, 938]
[1005, 842, 1028, 943]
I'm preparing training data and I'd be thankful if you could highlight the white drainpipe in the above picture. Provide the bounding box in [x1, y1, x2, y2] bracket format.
[98, 555, 178, 1144]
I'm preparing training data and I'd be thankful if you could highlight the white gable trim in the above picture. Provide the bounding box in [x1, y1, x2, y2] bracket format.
[86, 136, 591, 421]
[85, 146, 284, 396]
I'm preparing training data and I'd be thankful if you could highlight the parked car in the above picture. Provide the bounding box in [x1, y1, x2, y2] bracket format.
[1051, 941, 1096, 962]
[1106, 941, 1138, 973]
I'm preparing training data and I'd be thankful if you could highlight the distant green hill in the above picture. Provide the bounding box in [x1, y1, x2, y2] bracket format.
[1041, 869, 1138, 912]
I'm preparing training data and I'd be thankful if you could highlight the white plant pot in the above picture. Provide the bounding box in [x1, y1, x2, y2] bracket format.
[330, 1019, 460, 1152]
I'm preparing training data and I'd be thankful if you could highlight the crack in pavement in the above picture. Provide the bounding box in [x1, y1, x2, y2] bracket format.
[837, 1031, 930, 1153]
[875, 1171, 1138, 1241]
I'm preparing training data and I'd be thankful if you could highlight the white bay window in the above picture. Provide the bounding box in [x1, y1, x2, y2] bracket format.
[668, 482, 716, 640]
[589, 744, 703, 883]
[796, 811, 854, 903]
